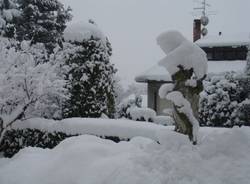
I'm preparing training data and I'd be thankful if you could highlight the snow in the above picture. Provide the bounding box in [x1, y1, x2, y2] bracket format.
[196, 33, 250, 47]
[1, 127, 250, 184]
[159, 83, 175, 98]
[2, 9, 20, 21]
[136, 60, 247, 83]
[157, 31, 208, 80]
[207, 60, 247, 75]
[166, 91, 199, 142]
[127, 107, 156, 121]
[153, 116, 175, 126]
[64, 22, 106, 43]
[185, 79, 197, 87]
[12, 118, 168, 142]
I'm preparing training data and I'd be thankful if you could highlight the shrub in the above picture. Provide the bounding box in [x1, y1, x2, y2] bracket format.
[199, 72, 250, 127]
[0, 128, 125, 158]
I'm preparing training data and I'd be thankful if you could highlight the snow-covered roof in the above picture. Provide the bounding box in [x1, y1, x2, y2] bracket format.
[135, 60, 247, 83]
[196, 33, 250, 47]
[64, 22, 106, 43]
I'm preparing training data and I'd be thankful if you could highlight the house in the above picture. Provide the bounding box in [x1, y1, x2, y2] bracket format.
[135, 21, 249, 115]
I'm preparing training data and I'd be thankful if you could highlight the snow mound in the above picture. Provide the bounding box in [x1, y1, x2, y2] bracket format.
[1, 127, 250, 184]
[157, 30, 208, 79]
[64, 22, 106, 43]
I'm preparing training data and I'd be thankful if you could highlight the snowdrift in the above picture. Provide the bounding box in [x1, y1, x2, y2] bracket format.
[1, 127, 250, 184]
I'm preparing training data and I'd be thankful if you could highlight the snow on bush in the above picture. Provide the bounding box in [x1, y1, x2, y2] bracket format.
[0, 118, 170, 157]
[116, 95, 142, 118]
[199, 72, 250, 127]
[153, 116, 175, 126]
[1, 127, 250, 184]
[127, 107, 156, 122]
[12, 118, 166, 141]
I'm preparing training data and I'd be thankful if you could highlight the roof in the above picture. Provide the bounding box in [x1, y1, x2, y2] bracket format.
[135, 60, 247, 83]
[195, 33, 250, 47]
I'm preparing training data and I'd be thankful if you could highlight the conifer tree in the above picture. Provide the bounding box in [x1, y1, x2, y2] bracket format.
[63, 34, 117, 118]
[15, 0, 71, 52]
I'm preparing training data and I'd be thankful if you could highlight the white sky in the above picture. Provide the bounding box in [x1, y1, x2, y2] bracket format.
[60, 0, 250, 88]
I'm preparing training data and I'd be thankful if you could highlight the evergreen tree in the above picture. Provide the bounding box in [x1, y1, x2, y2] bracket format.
[14, 0, 71, 52]
[0, 0, 20, 37]
[63, 35, 117, 118]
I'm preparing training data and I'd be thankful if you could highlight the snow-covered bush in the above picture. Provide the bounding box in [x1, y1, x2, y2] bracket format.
[127, 107, 156, 122]
[199, 72, 250, 127]
[116, 95, 142, 118]
[1, 129, 70, 157]
[62, 22, 117, 118]
[157, 30, 207, 144]
[153, 116, 175, 126]
[0, 117, 168, 157]
[0, 37, 68, 144]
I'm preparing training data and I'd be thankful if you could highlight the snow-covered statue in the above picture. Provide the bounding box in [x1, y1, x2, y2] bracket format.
[157, 31, 208, 144]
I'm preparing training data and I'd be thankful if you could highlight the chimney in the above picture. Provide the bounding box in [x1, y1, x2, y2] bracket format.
[193, 19, 201, 42]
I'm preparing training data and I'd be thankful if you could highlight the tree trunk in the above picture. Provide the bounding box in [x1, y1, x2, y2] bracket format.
[171, 68, 204, 144]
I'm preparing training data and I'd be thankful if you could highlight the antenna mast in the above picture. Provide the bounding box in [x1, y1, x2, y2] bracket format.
[193, 0, 214, 36]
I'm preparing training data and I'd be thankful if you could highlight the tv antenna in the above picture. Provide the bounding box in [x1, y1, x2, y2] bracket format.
[192, 0, 216, 36]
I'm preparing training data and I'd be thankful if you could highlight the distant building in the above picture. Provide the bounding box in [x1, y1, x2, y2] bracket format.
[135, 24, 249, 115]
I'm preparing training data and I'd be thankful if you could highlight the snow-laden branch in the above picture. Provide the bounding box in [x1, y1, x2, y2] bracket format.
[0, 37, 68, 145]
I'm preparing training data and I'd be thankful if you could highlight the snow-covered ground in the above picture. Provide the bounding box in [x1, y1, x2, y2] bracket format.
[0, 125, 250, 184]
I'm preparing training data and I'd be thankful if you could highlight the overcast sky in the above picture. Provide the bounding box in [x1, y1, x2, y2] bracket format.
[60, 0, 250, 88]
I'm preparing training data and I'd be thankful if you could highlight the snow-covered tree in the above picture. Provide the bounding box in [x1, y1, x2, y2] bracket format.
[0, 0, 20, 37]
[0, 37, 68, 144]
[14, 0, 72, 52]
[63, 22, 116, 118]
[157, 31, 207, 144]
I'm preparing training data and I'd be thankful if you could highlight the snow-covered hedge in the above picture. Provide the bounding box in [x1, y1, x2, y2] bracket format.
[0, 118, 168, 157]
[199, 72, 250, 127]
